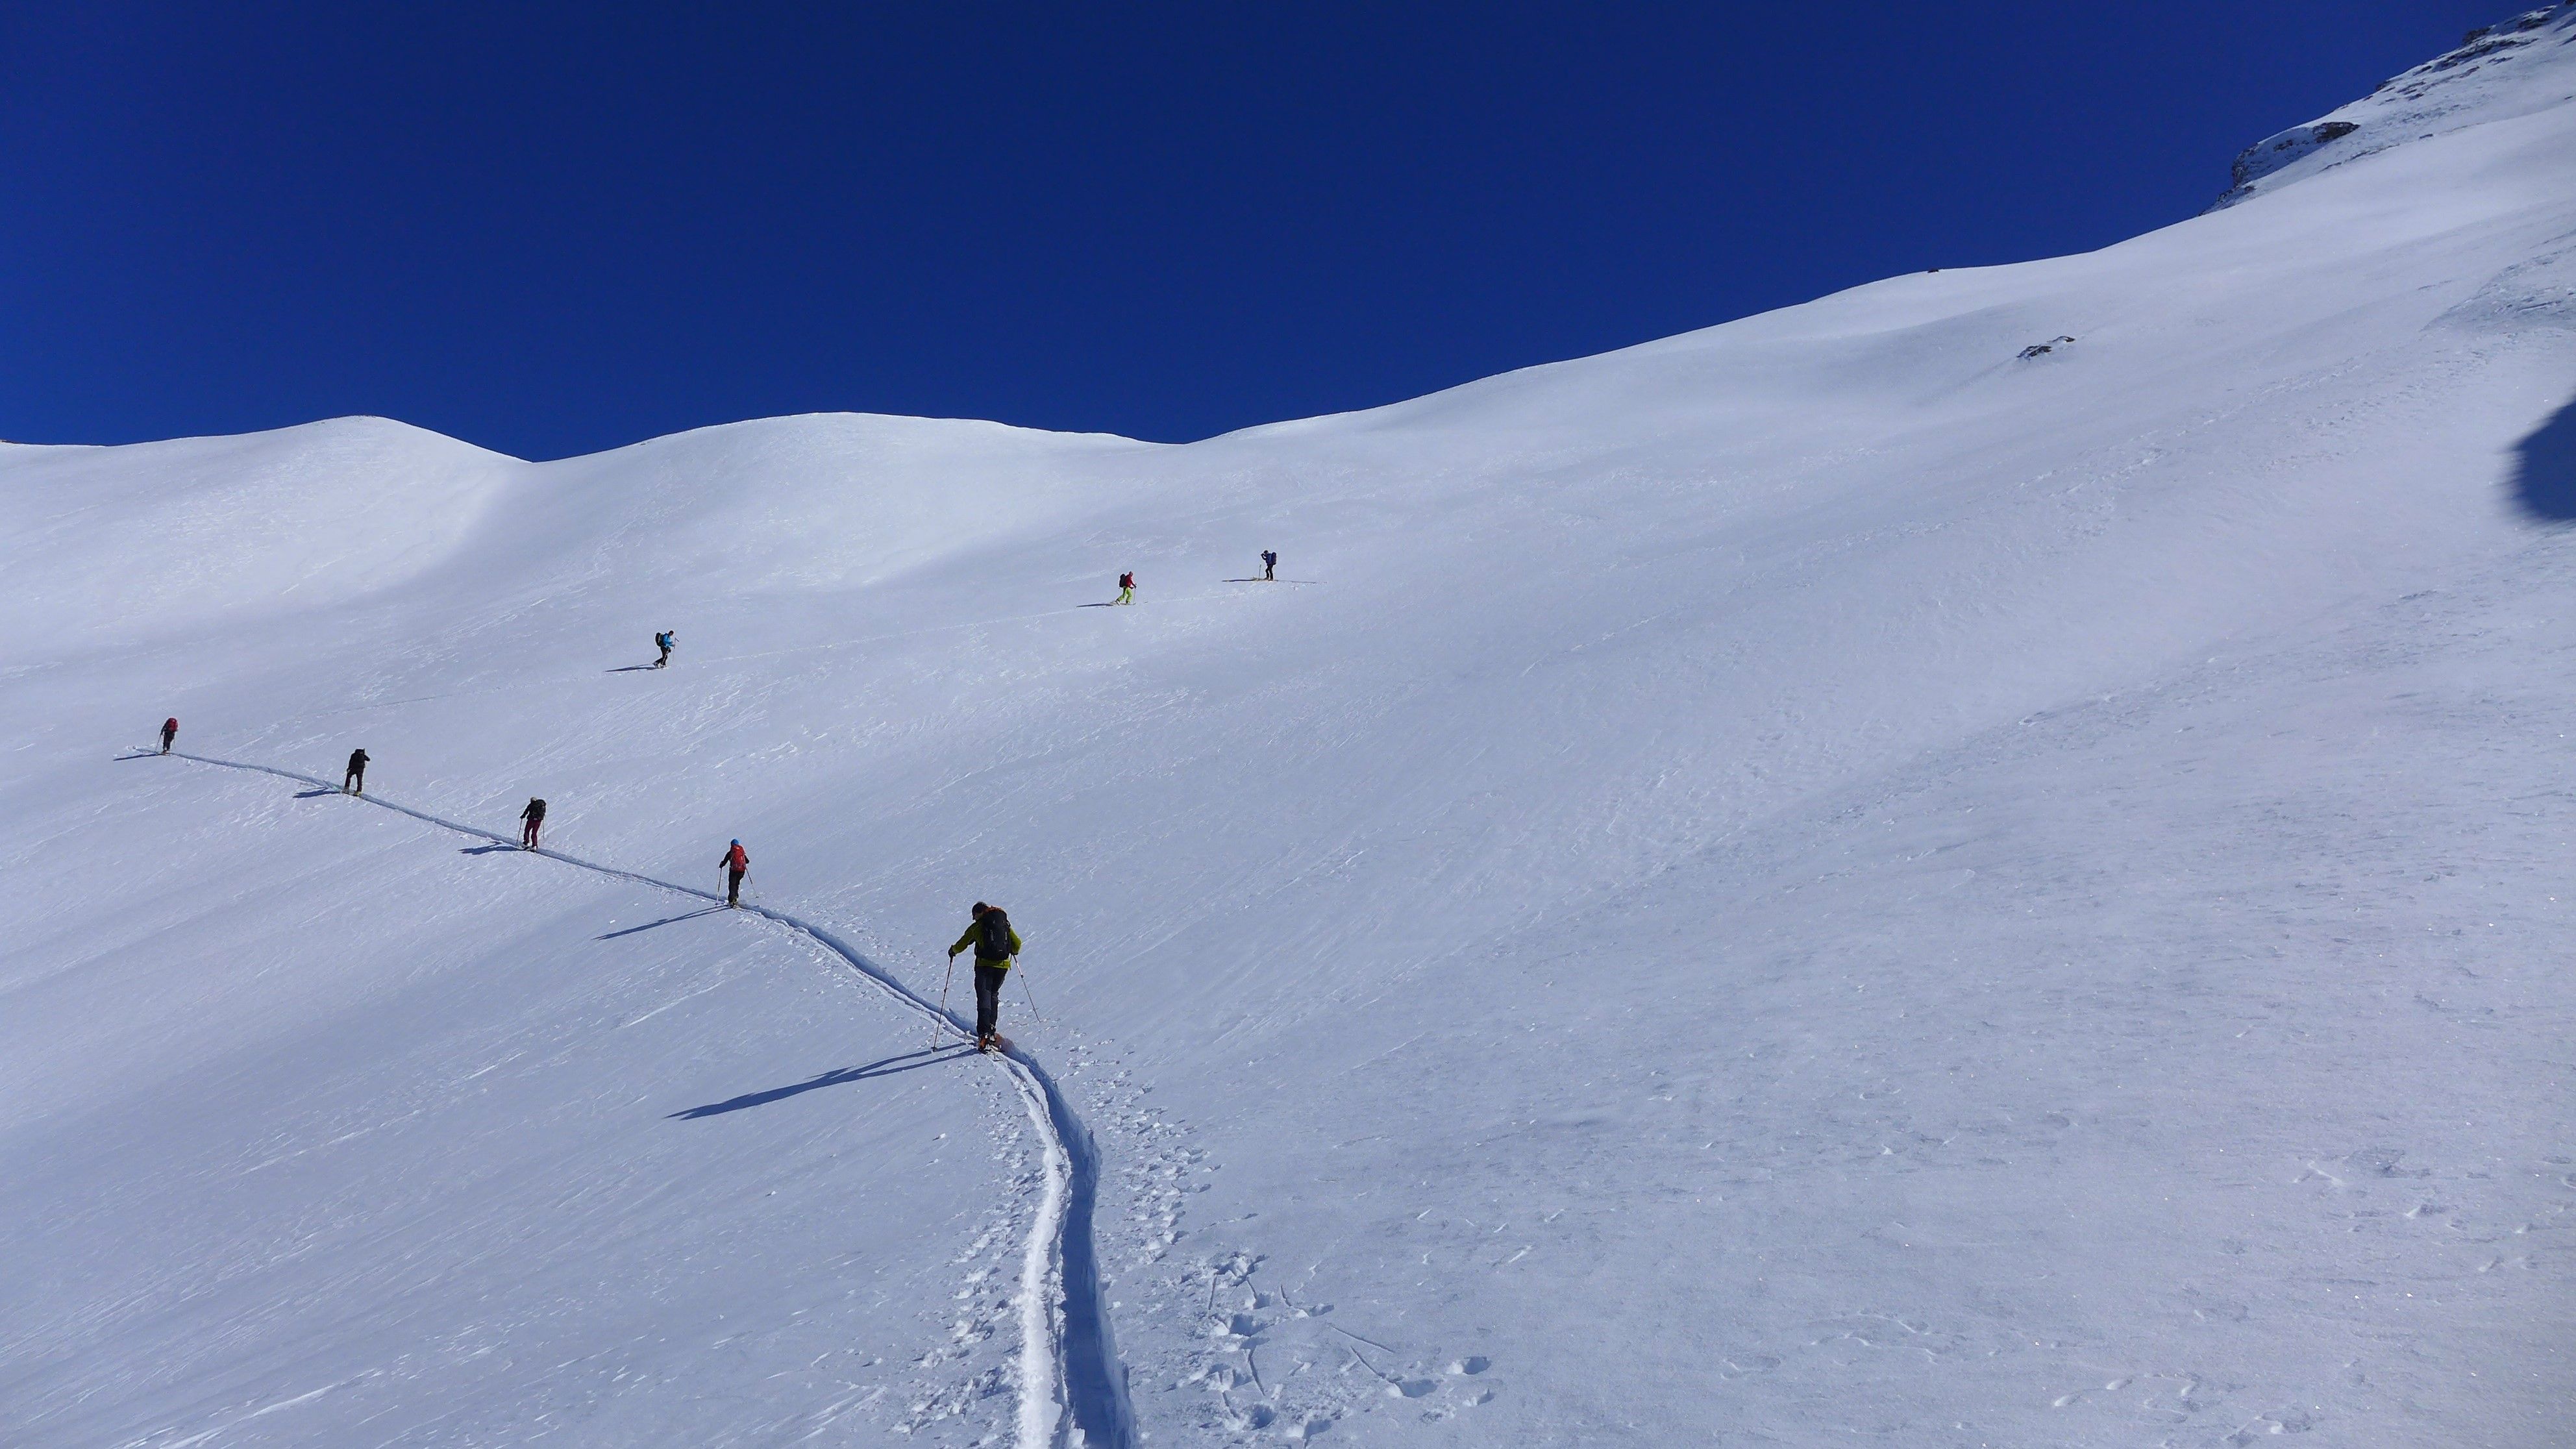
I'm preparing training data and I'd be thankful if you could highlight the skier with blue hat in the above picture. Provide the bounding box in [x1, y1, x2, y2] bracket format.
[719, 839, 749, 907]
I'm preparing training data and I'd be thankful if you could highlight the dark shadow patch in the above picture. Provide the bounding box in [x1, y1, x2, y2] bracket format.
[2512, 395, 2576, 522]
[114, 751, 162, 762]
[606, 665, 658, 673]
[294, 787, 341, 799]
[669, 1046, 969, 1119]
[1077, 602, 1117, 608]
[460, 843, 518, 855]
[597, 906, 726, 940]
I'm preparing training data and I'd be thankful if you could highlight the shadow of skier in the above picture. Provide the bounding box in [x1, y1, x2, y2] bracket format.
[596, 906, 727, 940]
[668, 1046, 972, 1119]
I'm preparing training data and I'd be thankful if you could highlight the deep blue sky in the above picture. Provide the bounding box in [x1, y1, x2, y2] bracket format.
[1, 3, 2505, 458]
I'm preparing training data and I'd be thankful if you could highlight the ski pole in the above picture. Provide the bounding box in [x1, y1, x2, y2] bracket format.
[936, 953, 960, 1049]
[1016, 962, 1048, 1027]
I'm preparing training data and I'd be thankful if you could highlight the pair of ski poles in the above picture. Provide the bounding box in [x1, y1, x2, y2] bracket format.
[934, 952, 1048, 1049]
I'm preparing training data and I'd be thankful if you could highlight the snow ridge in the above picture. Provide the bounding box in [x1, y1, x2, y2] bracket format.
[145, 748, 1133, 1449]
[2209, 1, 2576, 208]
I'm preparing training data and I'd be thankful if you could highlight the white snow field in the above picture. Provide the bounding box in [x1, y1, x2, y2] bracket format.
[7, 10, 2576, 1447]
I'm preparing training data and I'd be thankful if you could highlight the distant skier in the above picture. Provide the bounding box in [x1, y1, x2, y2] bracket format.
[1261, 549, 1277, 582]
[1117, 571, 1135, 605]
[159, 717, 177, 754]
[519, 797, 547, 850]
[654, 630, 674, 668]
[343, 748, 369, 795]
[947, 902, 1024, 1052]
[720, 839, 749, 907]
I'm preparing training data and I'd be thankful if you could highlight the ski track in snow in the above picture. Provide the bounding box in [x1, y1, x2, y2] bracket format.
[144, 748, 1135, 1449]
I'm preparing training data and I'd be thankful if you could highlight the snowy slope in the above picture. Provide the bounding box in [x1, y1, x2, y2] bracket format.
[7, 8, 2576, 1446]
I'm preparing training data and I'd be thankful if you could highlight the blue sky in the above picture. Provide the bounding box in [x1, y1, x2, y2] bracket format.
[0, 3, 2505, 458]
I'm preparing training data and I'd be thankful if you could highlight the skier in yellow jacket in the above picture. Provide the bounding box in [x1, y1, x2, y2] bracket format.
[947, 902, 1023, 1052]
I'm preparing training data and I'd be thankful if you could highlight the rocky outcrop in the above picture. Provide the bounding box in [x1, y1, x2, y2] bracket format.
[2206, 3, 2575, 211]
[2225, 121, 2360, 195]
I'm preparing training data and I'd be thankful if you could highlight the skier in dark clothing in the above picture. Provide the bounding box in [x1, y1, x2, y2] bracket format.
[344, 749, 369, 795]
[1116, 571, 1135, 605]
[654, 630, 673, 668]
[947, 902, 1024, 1051]
[160, 717, 177, 754]
[1261, 549, 1277, 582]
[519, 797, 547, 850]
[720, 839, 749, 906]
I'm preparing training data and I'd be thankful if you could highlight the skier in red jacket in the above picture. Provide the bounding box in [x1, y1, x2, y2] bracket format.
[159, 717, 178, 754]
[720, 839, 749, 907]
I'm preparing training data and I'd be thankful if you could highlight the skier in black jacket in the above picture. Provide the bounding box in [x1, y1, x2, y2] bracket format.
[519, 797, 547, 850]
[344, 749, 369, 795]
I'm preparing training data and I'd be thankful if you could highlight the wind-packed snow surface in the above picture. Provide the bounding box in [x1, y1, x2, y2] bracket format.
[8, 11, 2576, 1446]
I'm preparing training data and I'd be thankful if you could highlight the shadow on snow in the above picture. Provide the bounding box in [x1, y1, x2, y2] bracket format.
[669, 1046, 971, 1119]
[597, 906, 726, 939]
[2512, 393, 2576, 522]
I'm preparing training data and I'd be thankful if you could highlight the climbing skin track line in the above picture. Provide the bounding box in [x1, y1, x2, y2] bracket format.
[134, 749, 1137, 1449]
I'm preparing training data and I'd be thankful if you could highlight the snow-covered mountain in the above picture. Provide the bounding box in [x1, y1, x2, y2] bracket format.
[6, 9, 2574, 1446]
[2214, 5, 2576, 208]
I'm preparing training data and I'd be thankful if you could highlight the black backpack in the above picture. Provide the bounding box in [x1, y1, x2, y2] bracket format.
[978, 908, 1013, 960]
[526, 798, 546, 820]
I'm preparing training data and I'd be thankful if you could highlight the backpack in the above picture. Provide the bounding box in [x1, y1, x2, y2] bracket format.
[978, 908, 1013, 960]
[526, 799, 546, 819]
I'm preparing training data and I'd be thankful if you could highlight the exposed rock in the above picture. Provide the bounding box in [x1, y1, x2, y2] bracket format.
[2227, 121, 2360, 193]
[2207, 3, 2576, 212]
